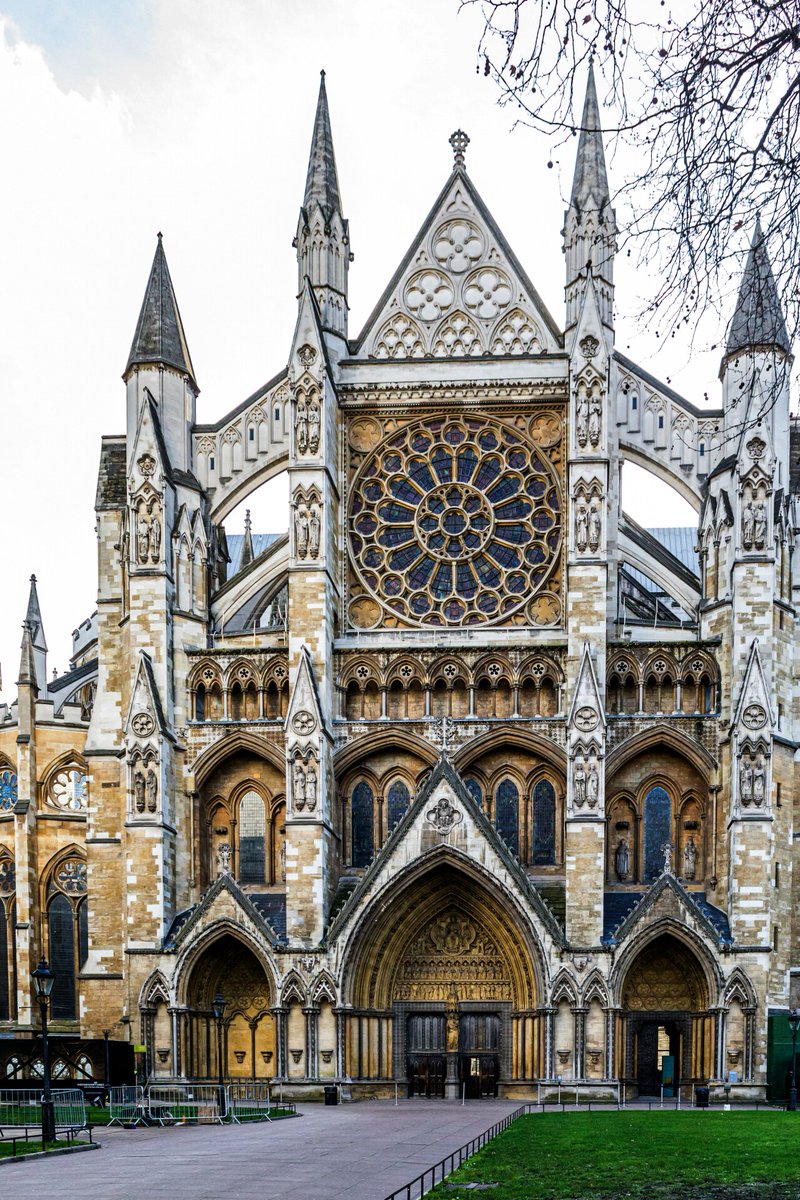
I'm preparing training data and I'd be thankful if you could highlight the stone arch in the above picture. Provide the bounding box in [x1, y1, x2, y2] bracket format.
[139, 968, 171, 1009]
[191, 730, 286, 787]
[281, 971, 307, 1006]
[605, 724, 716, 778]
[550, 969, 579, 1006]
[334, 730, 437, 779]
[174, 919, 279, 1007]
[312, 971, 338, 1005]
[610, 920, 721, 1011]
[721, 966, 757, 1010]
[582, 969, 610, 1007]
[454, 727, 566, 776]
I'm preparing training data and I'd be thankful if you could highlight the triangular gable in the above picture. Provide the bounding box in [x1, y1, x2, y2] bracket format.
[170, 872, 281, 950]
[733, 639, 774, 734]
[290, 278, 336, 382]
[327, 755, 564, 946]
[124, 651, 172, 742]
[352, 168, 562, 361]
[570, 270, 608, 363]
[568, 643, 606, 732]
[608, 871, 732, 948]
[129, 389, 173, 486]
[285, 645, 327, 738]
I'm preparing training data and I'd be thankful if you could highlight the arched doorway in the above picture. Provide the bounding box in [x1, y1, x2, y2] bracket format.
[343, 860, 542, 1098]
[181, 934, 275, 1081]
[620, 933, 713, 1095]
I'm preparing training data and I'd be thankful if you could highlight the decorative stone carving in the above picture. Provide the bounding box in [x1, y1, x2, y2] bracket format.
[556, 1049, 571, 1067]
[575, 498, 589, 551]
[298, 344, 317, 369]
[404, 269, 454, 322]
[588, 393, 602, 447]
[292, 711, 316, 736]
[746, 437, 766, 460]
[149, 513, 161, 563]
[573, 760, 586, 808]
[683, 836, 697, 880]
[614, 837, 630, 881]
[588, 499, 601, 551]
[131, 712, 155, 737]
[134, 770, 146, 813]
[753, 756, 767, 807]
[309, 504, 321, 557]
[138, 453, 156, 477]
[586, 763, 599, 809]
[308, 400, 321, 454]
[579, 335, 599, 359]
[753, 499, 767, 549]
[295, 508, 309, 558]
[137, 518, 150, 564]
[463, 267, 512, 320]
[146, 768, 158, 814]
[740, 758, 753, 806]
[293, 759, 307, 811]
[432, 219, 484, 274]
[662, 841, 674, 875]
[742, 704, 767, 730]
[576, 390, 589, 448]
[218, 842, 232, 875]
[295, 396, 308, 453]
[305, 763, 318, 812]
[574, 706, 598, 732]
[425, 794, 463, 834]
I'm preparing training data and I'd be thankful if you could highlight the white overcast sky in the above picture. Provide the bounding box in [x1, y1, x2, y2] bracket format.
[0, 0, 733, 697]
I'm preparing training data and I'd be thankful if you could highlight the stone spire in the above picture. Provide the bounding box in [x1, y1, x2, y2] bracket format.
[24, 575, 47, 693]
[726, 218, 791, 357]
[17, 621, 38, 693]
[241, 509, 255, 569]
[303, 71, 341, 218]
[570, 64, 611, 212]
[295, 72, 351, 341]
[125, 233, 197, 388]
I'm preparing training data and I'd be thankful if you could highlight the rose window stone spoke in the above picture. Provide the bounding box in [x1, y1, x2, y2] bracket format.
[49, 768, 88, 812]
[348, 415, 562, 627]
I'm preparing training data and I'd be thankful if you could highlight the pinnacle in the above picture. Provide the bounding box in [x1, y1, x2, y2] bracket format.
[570, 64, 611, 211]
[726, 219, 790, 356]
[125, 234, 197, 386]
[303, 70, 342, 216]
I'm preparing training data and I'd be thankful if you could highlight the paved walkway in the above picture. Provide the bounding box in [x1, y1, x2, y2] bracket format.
[2, 1100, 518, 1200]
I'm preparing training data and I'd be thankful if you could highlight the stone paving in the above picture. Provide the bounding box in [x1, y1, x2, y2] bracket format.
[2, 1100, 518, 1200]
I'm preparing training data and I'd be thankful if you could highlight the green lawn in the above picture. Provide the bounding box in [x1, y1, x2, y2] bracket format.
[428, 1112, 800, 1200]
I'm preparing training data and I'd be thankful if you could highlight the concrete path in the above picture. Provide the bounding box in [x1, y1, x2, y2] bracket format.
[2, 1100, 518, 1200]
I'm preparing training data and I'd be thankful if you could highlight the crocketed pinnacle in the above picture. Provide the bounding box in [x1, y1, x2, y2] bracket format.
[570, 64, 611, 212]
[17, 621, 38, 691]
[726, 217, 791, 356]
[126, 233, 197, 386]
[241, 510, 254, 569]
[25, 574, 47, 654]
[303, 70, 342, 217]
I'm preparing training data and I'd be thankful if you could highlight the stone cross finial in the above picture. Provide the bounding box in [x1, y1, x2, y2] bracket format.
[432, 715, 455, 754]
[449, 129, 470, 168]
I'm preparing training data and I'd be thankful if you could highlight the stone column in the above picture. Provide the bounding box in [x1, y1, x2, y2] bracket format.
[304, 1006, 319, 1080]
[271, 1006, 288, 1079]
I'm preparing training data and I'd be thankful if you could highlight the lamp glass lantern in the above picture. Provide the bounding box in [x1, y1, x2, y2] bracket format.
[32, 958, 55, 999]
[212, 993, 227, 1022]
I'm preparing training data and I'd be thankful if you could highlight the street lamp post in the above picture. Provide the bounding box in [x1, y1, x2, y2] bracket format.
[103, 1029, 111, 1104]
[32, 958, 56, 1144]
[212, 993, 227, 1120]
[787, 1008, 800, 1111]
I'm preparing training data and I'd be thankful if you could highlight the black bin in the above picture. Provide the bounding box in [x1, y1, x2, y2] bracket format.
[695, 1086, 710, 1109]
[324, 1086, 338, 1106]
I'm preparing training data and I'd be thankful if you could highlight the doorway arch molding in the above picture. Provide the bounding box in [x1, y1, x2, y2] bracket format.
[173, 917, 280, 1009]
[609, 917, 723, 1010]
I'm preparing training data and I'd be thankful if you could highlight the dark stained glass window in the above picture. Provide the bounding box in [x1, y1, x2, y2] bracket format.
[532, 780, 556, 865]
[0, 905, 8, 1020]
[387, 780, 410, 833]
[239, 791, 266, 885]
[78, 899, 89, 968]
[352, 782, 375, 867]
[495, 779, 520, 855]
[49, 893, 76, 1019]
[644, 786, 671, 880]
[464, 778, 483, 809]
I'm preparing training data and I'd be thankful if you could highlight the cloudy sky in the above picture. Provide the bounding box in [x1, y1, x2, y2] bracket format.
[0, 0, 725, 697]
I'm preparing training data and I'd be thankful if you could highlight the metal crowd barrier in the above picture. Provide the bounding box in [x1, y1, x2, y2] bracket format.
[108, 1085, 146, 1127]
[227, 1082, 273, 1123]
[147, 1084, 224, 1125]
[0, 1087, 86, 1132]
[52, 1088, 87, 1131]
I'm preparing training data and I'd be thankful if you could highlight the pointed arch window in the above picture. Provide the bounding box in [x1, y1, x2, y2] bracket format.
[464, 777, 483, 810]
[48, 893, 77, 1019]
[387, 781, 410, 834]
[0, 771, 17, 812]
[0, 886, 15, 1021]
[644, 785, 672, 880]
[238, 791, 266, 885]
[531, 780, 556, 865]
[47, 767, 88, 812]
[351, 782, 374, 867]
[494, 779, 519, 855]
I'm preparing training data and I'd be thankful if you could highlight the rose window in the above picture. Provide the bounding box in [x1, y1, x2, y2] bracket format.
[463, 268, 513, 320]
[404, 270, 455, 322]
[348, 415, 562, 627]
[48, 768, 88, 812]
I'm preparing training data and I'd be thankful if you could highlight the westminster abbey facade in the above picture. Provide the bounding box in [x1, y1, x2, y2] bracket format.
[0, 70, 797, 1100]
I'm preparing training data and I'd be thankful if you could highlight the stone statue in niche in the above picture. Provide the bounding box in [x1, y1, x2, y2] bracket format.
[683, 836, 697, 880]
[293, 759, 306, 811]
[576, 391, 589, 448]
[279, 834, 286, 883]
[295, 396, 308, 453]
[575, 498, 588, 551]
[295, 508, 309, 559]
[742, 500, 755, 550]
[614, 837, 630, 881]
[305, 762, 318, 812]
[137, 517, 150, 564]
[308, 399, 321, 453]
[588, 393, 602, 447]
[309, 505, 321, 558]
[740, 758, 754, 806]
[146, 768, 158, 813]
[446, 1003, 459, 1053]
[588, 499, 602, 552]
[149, 512, 161, 563]
[753, 756, 766, 806]
[217, 842, 232, 875]
[754, 500, 767, 549]
[134, 769, 146, 814]
[586, 763, 599, 808]
[573, 760, 586, 808]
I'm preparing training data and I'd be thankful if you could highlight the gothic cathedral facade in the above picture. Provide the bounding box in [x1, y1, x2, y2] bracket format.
[0, 71, 797, 1099]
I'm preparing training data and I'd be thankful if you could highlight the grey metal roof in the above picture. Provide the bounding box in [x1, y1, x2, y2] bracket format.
[226, 532, 282, 577]
[126, 234, 197, 385]
[726, 219, 791, 356]
[95, 438, 127, 510]
[645, 527, 699, 575]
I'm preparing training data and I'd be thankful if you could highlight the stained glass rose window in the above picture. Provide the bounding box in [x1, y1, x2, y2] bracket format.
[49, 768, 88, 812]
[0, 770, 17, 811]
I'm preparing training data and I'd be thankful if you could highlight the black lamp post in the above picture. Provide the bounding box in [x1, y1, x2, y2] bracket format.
[103, 1029, 111, 1104]
[788, 1008, 800, 1111]
[32, 958, 56, 1144]
[212, 993, 227, 1119]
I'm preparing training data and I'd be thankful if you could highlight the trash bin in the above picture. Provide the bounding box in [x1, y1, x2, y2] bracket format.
[324, 1086, 338, 1106]
[695, 1086, 710, 1109]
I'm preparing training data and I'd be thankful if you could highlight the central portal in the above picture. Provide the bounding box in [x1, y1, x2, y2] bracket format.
[406, 1012, 500, 1098]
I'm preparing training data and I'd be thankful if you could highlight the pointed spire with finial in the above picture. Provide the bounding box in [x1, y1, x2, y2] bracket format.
[449, 130, 470, 170]
[303, 70, 342, 218]
[17, 621, 39, 694]
[125, 233, 197, 388]
[570, 63, 611, 212]
[726, 218, 790, 357]
[24, 575, 47, 692]
[241, 509, 255, 569]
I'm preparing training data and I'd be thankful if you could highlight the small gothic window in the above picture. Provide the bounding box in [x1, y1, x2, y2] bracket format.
[643, 785, 671, 881]
[631, 395, 638, 410]
[48, 768, 88, 812]
[4, 1056, 21, 1077]
[274, 408, 280, 421]
[658, 415, 664, 429]
[209, 456, 215, 471]
[531, 780, 556, 866]
[387, 780, 410, 834]
[76, 1054, 93, 1079]
[464, 777, 483, 809]
[494, 779, 519, 855]
[249, 426, 255, 441]
[699, 442, 706, 457]
[0, 771, 17, 811]
[195, 684, 206, 721]
[0, 900, 9, 1020]
[238, 791, 266, 885]
[351, 782, 374, 867]
[49, 892, 77, 1019]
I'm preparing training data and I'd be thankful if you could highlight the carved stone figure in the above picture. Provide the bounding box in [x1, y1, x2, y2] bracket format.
[662, 841, 673, 875]
[575, 498, 588, 551]
[754, 500, 767, 549]
[588, 393, 602, 447]
[305, 762, 318, 812]
[149, 513, 161, 563]
[740, 759, 754, 806]
[425, 794, 462, 833]
[295, 508, 309, 559]
[683, 836, 697, 881]
[279, 835, 286, 883]
[614, 837, 630, 881]
[308, 400, 321, 453]
[742, 501, 755, 550]
[293, 760, 306, 811]
[753, 757, 766, 806]
[309, 505, 321, 558]
[588, 499, 602, 552]
[146, 768, 158, 814]
[134, 769, 146, 814]
[137, 518, 150, 564]
[446, 1005, 459, 1053]
[576, 392, 589, 447]
[295, 397, 308, 453]
[586, 763, 599, 808]
[573, 761, 586, 808]
[218, 842, 232, 875]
